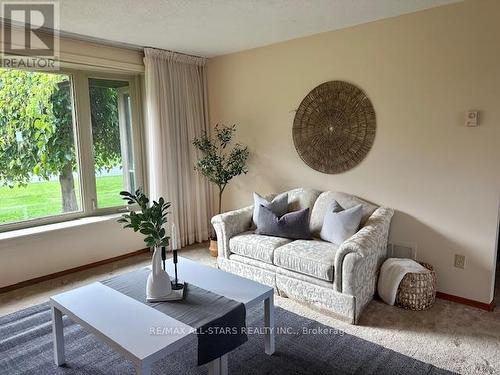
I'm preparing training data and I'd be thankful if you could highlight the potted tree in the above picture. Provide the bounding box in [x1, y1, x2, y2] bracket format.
[193, 124, 249, 256]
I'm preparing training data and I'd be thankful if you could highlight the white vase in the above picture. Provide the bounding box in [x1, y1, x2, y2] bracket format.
[146, 247, 172, 300]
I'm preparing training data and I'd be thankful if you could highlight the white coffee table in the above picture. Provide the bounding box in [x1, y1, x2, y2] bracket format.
[50, 257, 275, 375]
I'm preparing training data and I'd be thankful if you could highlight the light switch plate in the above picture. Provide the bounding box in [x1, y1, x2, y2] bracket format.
[466, 110, 479, 127]
[454, 254, 466, 269]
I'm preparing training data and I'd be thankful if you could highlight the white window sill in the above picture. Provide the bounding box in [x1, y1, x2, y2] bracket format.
[0, 214, 123, 241]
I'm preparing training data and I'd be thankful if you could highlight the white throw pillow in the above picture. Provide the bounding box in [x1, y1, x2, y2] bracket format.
[320, 202, 363, 245]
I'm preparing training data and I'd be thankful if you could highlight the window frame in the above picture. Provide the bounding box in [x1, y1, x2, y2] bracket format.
[0, 68, 145, 233]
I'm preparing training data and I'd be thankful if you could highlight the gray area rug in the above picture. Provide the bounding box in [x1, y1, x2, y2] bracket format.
[0, 302, 455, 374]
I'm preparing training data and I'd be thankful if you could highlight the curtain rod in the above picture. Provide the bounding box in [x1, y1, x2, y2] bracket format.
[143, 46, 205, 60]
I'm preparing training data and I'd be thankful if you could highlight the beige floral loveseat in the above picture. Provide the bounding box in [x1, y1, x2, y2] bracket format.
[211, 188, 394, 324]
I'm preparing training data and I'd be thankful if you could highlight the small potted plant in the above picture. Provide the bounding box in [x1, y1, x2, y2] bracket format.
[193, 124, 249, 256]
[117, 189, 175, 301]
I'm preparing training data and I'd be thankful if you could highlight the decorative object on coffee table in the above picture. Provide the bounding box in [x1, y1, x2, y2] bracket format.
[117, 189, 183, 302]
[171, 249, 183, 290]
[293, 80, 376, 174]
[170, 222, 184, 293]
[395, 262, 436, 311]
[147, 244, 174, 302]
[193, 124, 250, 257]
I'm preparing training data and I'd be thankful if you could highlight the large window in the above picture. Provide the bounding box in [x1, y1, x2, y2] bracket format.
[0, 68, 143, 230]
[89, 78, 136, 209]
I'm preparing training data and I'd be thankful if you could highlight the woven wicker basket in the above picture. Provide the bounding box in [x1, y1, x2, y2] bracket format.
[395, 262, 436, 311]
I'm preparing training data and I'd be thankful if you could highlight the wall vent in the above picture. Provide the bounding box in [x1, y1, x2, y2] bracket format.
[387, 242, 417, 260]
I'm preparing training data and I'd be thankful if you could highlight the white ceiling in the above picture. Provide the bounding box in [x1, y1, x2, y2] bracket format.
[58, 0, 461, 57]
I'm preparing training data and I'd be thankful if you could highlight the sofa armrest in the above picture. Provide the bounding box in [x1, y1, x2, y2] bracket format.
[334, 206, 394, 293]
[211, 206, 253, 258]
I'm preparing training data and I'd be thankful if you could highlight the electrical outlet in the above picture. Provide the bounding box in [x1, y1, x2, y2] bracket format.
[454, 254, 465, 269]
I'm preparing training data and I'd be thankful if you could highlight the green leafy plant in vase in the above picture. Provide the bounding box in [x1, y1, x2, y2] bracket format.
[193, 124, 249, 257]
[117, 189, 175, 301]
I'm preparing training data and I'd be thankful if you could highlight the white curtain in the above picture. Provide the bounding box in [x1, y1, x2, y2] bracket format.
[144, 48, 212, 247]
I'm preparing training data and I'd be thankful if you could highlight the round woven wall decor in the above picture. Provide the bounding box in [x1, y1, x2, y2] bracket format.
[293, 81, 376, 174]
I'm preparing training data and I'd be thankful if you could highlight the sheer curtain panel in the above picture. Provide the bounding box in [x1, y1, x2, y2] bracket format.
[144, 48, 212, 247]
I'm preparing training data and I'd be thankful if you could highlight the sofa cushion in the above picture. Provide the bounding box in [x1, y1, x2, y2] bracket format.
[310, 191, 378, 236]
[273, 240, 338, 282]
[229, 231, 292, 264]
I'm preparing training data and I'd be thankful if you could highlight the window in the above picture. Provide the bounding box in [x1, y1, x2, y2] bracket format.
[0, 69, 82, 224]
[89, 78, 136, 209]
[0, 68, 143, 231]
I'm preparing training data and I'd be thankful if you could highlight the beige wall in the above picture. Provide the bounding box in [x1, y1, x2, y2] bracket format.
[207, 0, 500, 303]
[0, 218, 144, 288]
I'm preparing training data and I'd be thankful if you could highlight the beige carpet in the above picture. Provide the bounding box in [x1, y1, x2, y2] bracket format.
[1, 243, 499, 375]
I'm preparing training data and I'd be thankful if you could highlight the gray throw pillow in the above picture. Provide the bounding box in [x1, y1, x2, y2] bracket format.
[255, 205, 311, 240]
[252, 192, 288, 226]
[320, 202, 363, 245]
[328, 200, 344, 214]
